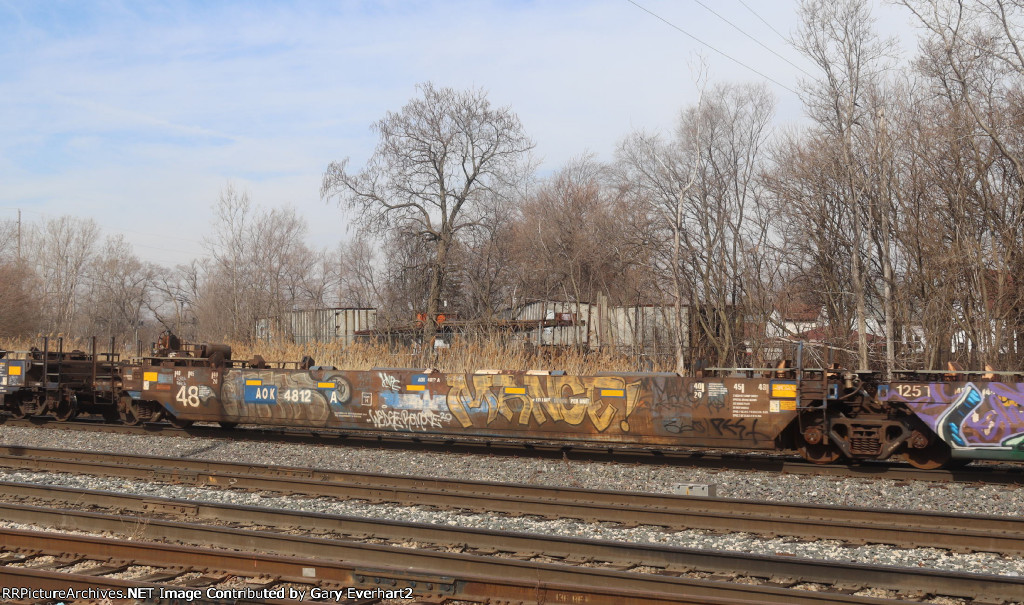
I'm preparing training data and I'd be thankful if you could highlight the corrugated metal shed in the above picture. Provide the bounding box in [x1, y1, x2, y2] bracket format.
[604, 305, 681, 355]
[512, 300, 596, 347]
[256, 308, 376, 345]
[506, 299, 684, 354]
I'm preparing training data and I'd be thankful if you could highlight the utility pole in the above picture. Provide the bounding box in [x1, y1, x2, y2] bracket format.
[17, 208, 21, 259]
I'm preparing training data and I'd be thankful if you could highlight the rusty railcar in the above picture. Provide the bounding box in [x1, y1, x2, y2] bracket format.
[139, 366, 806, 448]
[0, 337, 121, 421]
[123, 350, 918, 464]
[5, 333, 1007, 469]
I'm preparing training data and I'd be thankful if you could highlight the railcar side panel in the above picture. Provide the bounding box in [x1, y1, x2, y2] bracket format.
[880, 380, 1024, 460]
[163, 368, 800, 449]
[218, 368, 349, 426]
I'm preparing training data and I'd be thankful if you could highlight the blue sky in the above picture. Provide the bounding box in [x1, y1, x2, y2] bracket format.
[0, 0, 916, 266]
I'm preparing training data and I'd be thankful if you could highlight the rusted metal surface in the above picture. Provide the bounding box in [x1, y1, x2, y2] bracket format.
[2, 489, 1021, 603]
[0, 337, 122, 422]
[0, 567, 280, 605]
[11, 331, 1024, 467]
[0, 529, 307, 604]
[122, 364, 802, 449]
[501, 299, 683, 354]
[1, 446, 1023, 557]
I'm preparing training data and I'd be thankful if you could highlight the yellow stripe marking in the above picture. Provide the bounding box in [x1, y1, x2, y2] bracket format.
[600, 389, 625, 397]
[8, 366, 21, 376]
[406, 385, 425, 391]
[505, 387, 527, 395]
[143, 372, 158, 382]
[318, 382, 335, 389]
[245, 379, 262, 386]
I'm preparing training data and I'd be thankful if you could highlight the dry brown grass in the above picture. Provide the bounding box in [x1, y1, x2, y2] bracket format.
[0, 336, 96, 354]
[0, 335, 674, 374]
[230, 336, 674, 374]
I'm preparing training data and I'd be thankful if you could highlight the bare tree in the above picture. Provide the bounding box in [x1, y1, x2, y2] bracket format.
[29, 216, 100, 335]
[618, 82, 775, 369]
[0, 219, 36, 336]
[793, 0, 896, 370]
[900, 0, 1024, 183]
[148, 262, 202, 342]
[201, 185, 254, 339]
[321, 82, 534, 350]
[0, 261, 37, 337]
[200, 185, 321, 342]
[82, 235, 156, 346]
[512, 157, 622, 305]
[335, 236, 381, 309]
[617, 129, 700, 372]
[896, 0, 1024, 367]
[451, 190, 521, 322]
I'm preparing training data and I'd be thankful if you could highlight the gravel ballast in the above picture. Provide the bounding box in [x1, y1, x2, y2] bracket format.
[0, 424, 1022, 580]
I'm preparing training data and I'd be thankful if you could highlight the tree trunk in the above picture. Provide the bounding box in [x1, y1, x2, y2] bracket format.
[423, 234, 451, 365]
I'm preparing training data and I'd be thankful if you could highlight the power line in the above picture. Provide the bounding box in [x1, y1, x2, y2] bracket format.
[689, 0, 814, 79]
[736, 0, 791, 45]
[625, 0, 799, 95]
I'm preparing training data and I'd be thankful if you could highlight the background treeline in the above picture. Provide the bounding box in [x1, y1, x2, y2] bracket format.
[2, 0, 1024, 373]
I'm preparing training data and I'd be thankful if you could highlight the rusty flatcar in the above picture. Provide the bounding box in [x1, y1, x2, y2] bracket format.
[3, 334, 1024, 469]
[0, 337, 121, 422]
[114, 341, 944, 467]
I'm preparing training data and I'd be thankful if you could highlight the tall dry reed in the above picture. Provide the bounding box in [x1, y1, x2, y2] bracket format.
[222, 335, 673, 374]
[1, 335, 675, 375]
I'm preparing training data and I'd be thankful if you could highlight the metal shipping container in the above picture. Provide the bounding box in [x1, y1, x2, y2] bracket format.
[256, 308, 376, 345]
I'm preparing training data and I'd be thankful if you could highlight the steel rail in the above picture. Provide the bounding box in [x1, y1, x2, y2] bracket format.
[0, 503, 908, 605]
[3, 480, 1023, 602]
[0, 445, 1021, 556]
[5, 417, 1022, 483]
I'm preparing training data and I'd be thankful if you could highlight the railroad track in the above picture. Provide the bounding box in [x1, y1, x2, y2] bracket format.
[0, 527, 305, 605]
[3, 482, 1023, 603]
[4, 416, 1022, 483]
[0, 445, 1021, 557]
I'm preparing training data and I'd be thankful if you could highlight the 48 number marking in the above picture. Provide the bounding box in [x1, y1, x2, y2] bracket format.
[176, 385, 201, 407]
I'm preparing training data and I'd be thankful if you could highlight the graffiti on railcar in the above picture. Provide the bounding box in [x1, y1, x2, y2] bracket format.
[648, 376, 698, 435]
[653, 378, 782, 444]
[378, 372, 401, 393]
[221, 370, 350, 424]
[365, 372, 454, 431]
[444, 373, 643, 433]
[889, 382, 1024, 451]
[366, 406, 453, 431]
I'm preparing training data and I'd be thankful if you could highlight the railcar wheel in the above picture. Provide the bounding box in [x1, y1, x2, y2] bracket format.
[797, 424, 841, 464]
[10, 398, 31, 419]
[54, 399, 78, 422]
[120, 396, 143, 426]
[122, 407, 142, 426]
[905, 440, 952, 469]
[799, 442, 841, 464]
[218, 422, 238, 430]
